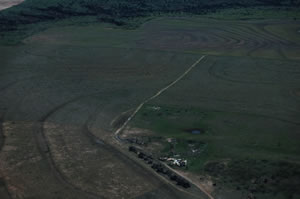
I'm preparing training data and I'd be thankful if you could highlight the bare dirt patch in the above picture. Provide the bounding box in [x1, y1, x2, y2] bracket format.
[121, 127, 154, 139]
[0, 0, 24, 11]
[44, 122, 161, 199]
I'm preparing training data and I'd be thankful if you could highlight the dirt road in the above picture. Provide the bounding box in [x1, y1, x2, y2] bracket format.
[115, 55, 206, 137]
[113, 55, 214, 199]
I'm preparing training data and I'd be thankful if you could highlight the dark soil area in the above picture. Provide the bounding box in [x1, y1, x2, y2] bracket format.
[205, 159, 300, 199]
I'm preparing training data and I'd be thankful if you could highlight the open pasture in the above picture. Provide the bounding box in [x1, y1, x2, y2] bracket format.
[129, 18, 300, 199]
[136, 18, 300, 59]
[0, 17, 299, 199]
[0, 23, 203, 199]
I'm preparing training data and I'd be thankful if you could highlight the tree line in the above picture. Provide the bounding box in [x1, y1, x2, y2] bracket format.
[0, 0, 299, 32]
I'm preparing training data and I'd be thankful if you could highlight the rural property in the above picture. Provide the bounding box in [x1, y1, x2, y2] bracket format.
[0, 1, 299, 199]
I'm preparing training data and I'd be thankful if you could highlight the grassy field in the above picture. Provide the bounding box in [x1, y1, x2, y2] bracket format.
[201, 7, 300, 20]
[0, 13, 299, 199]
[127, 18, 300, 199]
[0, 20, 208, 198]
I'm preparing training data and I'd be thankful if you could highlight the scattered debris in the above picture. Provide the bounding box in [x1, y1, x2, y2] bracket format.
[148, 106, 161, 111]
[166, 138, 176, 143]
[166, 158, 187, 167]
[159, 156, 187, 167]
[192, 149, 198, 153]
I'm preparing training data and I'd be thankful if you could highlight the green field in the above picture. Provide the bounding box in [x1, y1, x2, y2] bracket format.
[0, 10, 300, 199]
[126, 18, 300, 199]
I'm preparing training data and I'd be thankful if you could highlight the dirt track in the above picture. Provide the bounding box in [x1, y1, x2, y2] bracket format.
[114, 55, 206, 137]
[113, 55, 212, 198]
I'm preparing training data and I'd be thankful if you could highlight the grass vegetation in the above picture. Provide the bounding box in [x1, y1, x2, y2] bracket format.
[0, 2, 300, 199]
[134, 104, 300, 166]
[0, 24, 202, 198]
[125, 17, 300, 199]
[202, 6, 300, 20]
[0, 0, 300, 44]
[132, 102, 300, 198]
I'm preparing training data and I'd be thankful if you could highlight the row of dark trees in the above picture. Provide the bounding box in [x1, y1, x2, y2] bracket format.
[129, 146, 191, 188]
[0, 0, 299, 32]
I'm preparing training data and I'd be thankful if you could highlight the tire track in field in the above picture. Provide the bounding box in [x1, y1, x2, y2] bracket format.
[36, 93, 106, 199]
[206, 62, 300, 125]
[114, 55, 206, 137]
[207, 60, 299, 85]
[0, 76, 39, 93]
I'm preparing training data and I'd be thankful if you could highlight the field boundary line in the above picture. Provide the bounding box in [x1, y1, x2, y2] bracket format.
[114, 55, 206, 137]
